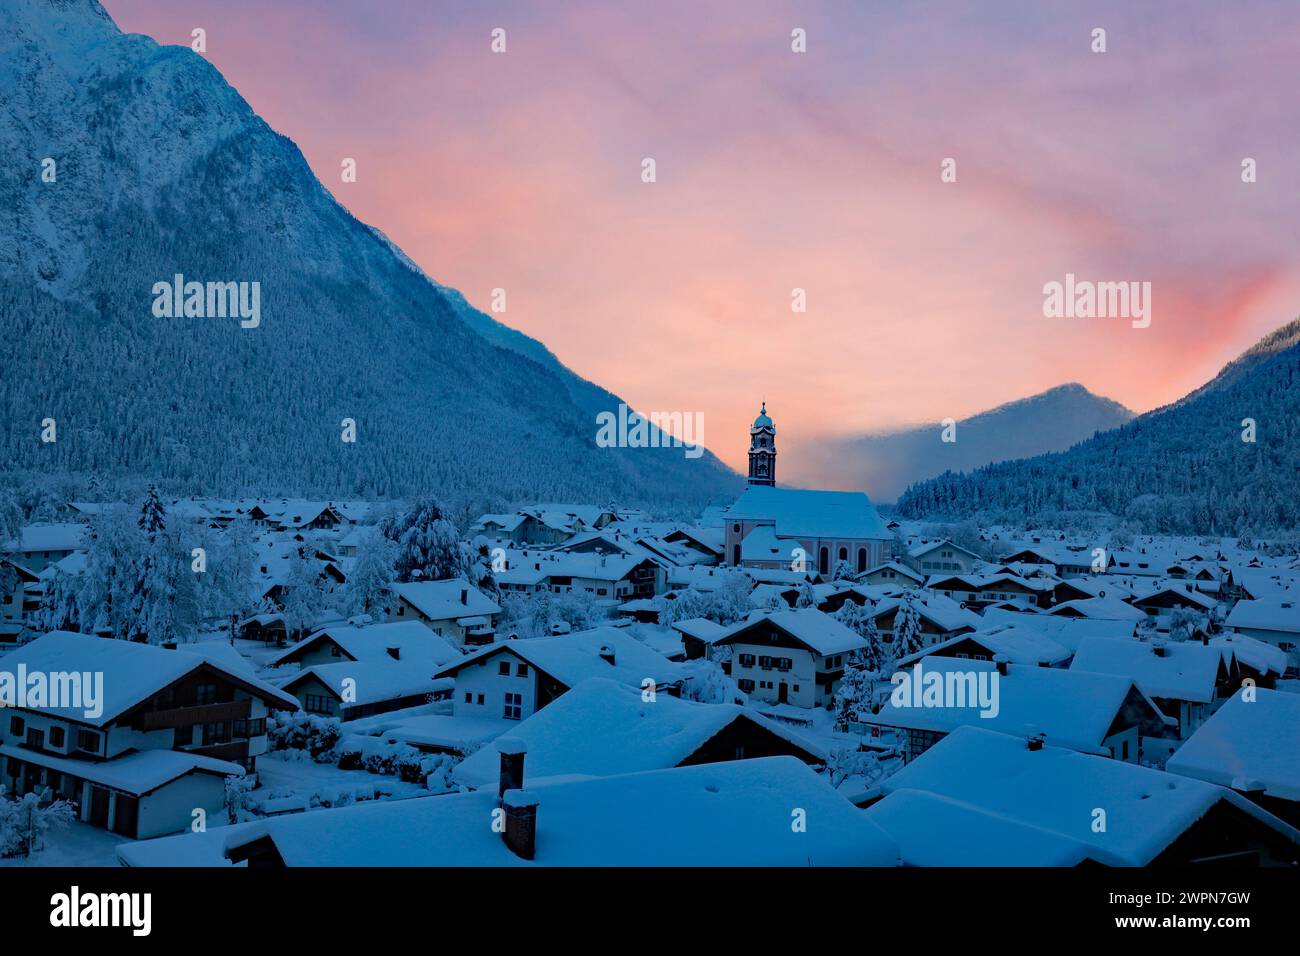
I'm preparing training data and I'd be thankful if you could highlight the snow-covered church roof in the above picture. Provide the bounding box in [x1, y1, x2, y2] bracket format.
[726, 486, 890, 540]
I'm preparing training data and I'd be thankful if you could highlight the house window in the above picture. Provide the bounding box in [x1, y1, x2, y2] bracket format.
[304, 695, 333, 715]
[203, 722, 231, 745]
[174, 726, 192, 747]
[838, 547, 848, 561]
[330, 644, 342, 657]
[49, 726, 65, 748]
[9, 716, 23, 737]
[195, 682, 218, 706]
[857, 548, 867, 573]
[498, 661, 511, 676]
[504, 693, 523, 720]
[516, 664, 529, 677]
[77, 730, 101, 754]
[477, 694, 485, 705]
[738, 653, 755, 667]
[464, 692, 473, 704]
[737, 679, 755, 692]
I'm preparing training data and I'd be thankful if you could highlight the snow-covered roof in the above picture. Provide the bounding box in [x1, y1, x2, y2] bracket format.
[894, 626, 1071, 668]
[497, 552, 651, 586]
[1048, 596, 1147, 621]
[6, 523, 85, 553]
[1167, 689, 1300, 802]
[355, 713, 514, 752]
[869, 593, 981, 633]
[908, 539, 980, 561]
[865, 788, 1112, 866]
[1210, 633, 1288, 677]
[282, 660, 445, 707]
[390, 579, 501, 620]
[869, 658, 1171, 754]
[1, 631, 299, 725]
[669, 617, 728, 642]
[435, 627, 681, 691]
[739, 525, 801, 564]
[977, 607, 1136, 650]
[0, 745, 243, 796]
[271, 621, 460, 669]
[1070, 636, 1224, 703]
[726, 486, 890, 540]
[118, 757, 899, 867]
[471, 512, 527, 532]
[453, 678, 824, 788]
[1128, 584, 1219, 611]
[875, 725, 1299, 866]
[863, 561, 924, 583]
[1226, 599, 1300, 635]
[716, 608, 867, 657]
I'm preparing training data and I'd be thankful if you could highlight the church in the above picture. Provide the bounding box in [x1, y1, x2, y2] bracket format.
[724, 403, 896, 576]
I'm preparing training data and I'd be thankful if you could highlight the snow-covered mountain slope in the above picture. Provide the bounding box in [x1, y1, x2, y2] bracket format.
[0, 0, 739, 508]
[897, 318, 1300, 533]
[791, 384, 1133, 501]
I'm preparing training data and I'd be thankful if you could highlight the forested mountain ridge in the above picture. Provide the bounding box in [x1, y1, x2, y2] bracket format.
[0, 0, 739, 509]
[794, 384, 1133, 501]
[897, 318, 1300, 533]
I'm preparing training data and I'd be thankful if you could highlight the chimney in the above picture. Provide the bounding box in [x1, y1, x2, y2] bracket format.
[1027, 733, 1045, 752]
[1153, 642, 1167, 657]
[502, 788, 539, 861]
[496, 737, 527, 799]
[460, 588, 468, 605]
[599, 644, 616, 665]
[993, 654, 1008, 677]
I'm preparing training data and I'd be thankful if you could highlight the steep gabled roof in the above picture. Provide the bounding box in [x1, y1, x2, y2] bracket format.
[726, 486, 889, 540]
[714, 608, 867, 657]
[452, 678, 824, 788]
[1, 631, 298, 726]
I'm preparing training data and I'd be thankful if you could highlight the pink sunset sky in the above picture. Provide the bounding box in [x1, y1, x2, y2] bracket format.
[108, 0, 1300, 480]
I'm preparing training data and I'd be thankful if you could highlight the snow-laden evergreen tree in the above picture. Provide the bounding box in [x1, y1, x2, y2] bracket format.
[826, 745, 886, 789]
[892, 591, 925, 658]
[76, 511, 149, 640]
[36, 568, 80, 632]
[680, 657, 739, 704]
[383, 497, 469, 583]
[832, 559, 856, 582]
[136, 527, 203, 644]
[342, 533, 396, 617]
[836, 600, 889, 674]
[198, 519, 258, 623]
[0, 786, 76, 858]
[278, 548, 331, 642]
[0, 489, 21, 545]
[832, 662, 876, 731]
[795, 582, 818, 608]
[138, 484, 166, 539]
[656, 570, 752, 627]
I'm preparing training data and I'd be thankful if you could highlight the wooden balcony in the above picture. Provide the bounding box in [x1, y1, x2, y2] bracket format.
[137, 700, 250, 731]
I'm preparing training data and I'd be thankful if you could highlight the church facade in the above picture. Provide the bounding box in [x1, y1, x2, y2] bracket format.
[726, 404, 895, 576]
